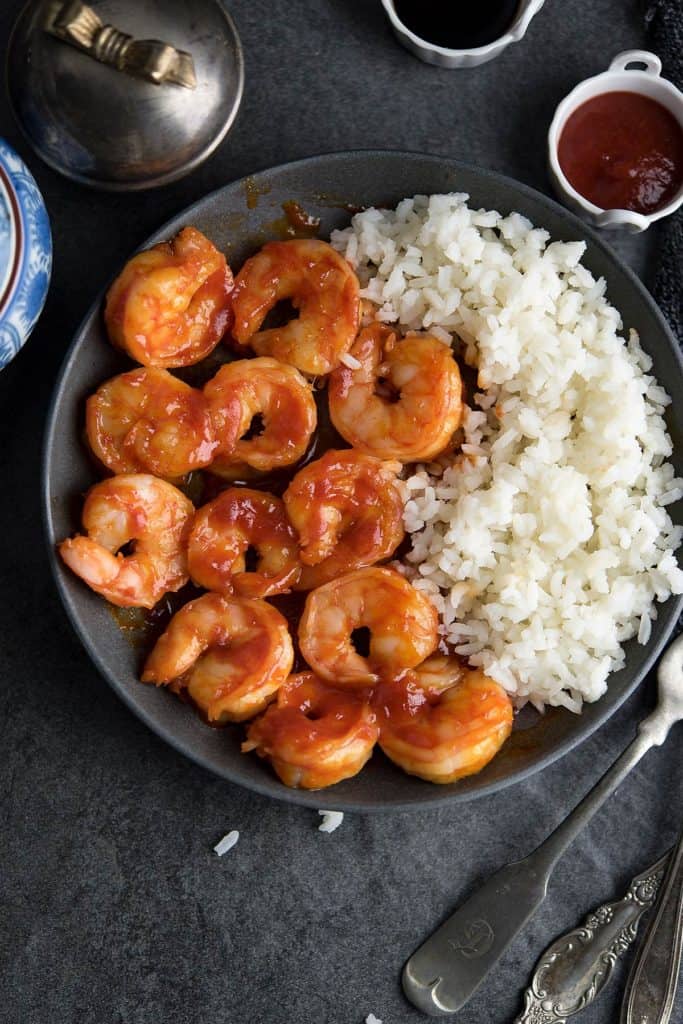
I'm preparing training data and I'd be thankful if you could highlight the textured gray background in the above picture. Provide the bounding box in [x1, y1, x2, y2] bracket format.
[1, 2, 682, 1023]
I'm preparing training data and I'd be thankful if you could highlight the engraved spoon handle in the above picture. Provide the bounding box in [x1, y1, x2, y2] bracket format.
[402, 733, 654, 1017]
[515, 852, 670, 1024]
[620, 829, 683, 1024]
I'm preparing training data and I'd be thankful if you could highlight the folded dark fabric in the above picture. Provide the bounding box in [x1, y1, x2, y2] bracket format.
[644, 0, 682, 343]
[645, 0, 683, 89]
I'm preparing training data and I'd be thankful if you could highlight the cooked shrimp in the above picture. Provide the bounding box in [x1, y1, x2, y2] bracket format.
[142, 592, 293, 722]
[105, 226, 233, 368]
[283, 450, 405, 590]
[203, 357, 316, 478]
[187, 488, 301, 598]
[298, 567, 439, 688]
[243, 672, 378, 788]
[86, 367, 217, 478]
[328, 322, 463, 461]
[374, 660, 513, 784]
[230, 239, 360, 376]
[59, 475, 194, 608]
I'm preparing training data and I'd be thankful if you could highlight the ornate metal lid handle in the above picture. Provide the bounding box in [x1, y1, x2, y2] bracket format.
[46, 1, 197, 88]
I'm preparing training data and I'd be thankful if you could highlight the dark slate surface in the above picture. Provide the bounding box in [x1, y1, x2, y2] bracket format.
[1, 2, 681, 1022]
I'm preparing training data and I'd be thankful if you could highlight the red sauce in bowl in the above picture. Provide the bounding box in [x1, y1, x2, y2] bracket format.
[558, 91, 683, 214]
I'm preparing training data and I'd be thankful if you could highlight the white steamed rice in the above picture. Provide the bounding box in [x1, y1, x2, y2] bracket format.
[331, 193, 683, 712]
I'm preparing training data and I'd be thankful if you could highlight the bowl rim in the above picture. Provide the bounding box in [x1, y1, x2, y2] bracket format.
[0, 158, 21, 315]
[380, 0, 546, 58]
[42, 148, 683, 811]
[0, 136, 52, 364]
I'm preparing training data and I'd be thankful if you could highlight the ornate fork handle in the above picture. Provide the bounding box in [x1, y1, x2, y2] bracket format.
[46, 1, 197, 88]
[515, 854, 669, 1024]
[620, 828, 683, 1024]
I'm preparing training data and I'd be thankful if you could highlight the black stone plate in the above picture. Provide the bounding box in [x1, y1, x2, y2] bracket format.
[43, 151, 683, 811]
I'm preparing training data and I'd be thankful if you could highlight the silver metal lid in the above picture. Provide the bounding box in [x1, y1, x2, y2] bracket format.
[7, 0, 244, 191]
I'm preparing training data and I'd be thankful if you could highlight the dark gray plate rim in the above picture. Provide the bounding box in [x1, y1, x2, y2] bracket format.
[42, 149, 683, 812]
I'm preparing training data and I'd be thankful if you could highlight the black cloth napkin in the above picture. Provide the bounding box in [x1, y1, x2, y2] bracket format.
[644, 1, 683, 631]
[644, 0, 682, 341]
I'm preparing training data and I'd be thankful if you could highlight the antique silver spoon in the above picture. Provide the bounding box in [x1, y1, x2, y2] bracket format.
[402, 633, 683, 1016]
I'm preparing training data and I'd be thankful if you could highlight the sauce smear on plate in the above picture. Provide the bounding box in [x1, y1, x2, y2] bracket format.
[558, 91, 683, 214]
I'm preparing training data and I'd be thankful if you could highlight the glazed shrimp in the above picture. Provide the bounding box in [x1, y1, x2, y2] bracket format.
[298, 567, 439, 688]
[105, 226, 233, 367]
[328, 322, 463, 461]
[187, 488, 301, 598]
[203, 357, 316, 478]
[230, 239, 360, 376]
[142, 593, 293, 723]
[283, 450, 405, 590]
[243, 672, 378, 789]
[86, 367, 217, 478]
[374, 659, 513, 784]
[59, 475, 194, 608]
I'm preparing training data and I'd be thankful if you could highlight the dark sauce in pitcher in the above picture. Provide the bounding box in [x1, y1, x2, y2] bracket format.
[394, 0, 521, 49]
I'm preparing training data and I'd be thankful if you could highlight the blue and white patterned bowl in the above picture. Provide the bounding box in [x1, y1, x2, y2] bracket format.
[0, 139, 51, 368]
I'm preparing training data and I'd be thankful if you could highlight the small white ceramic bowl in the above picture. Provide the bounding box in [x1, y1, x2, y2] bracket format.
[380, 0, 546, 69]
[548, 50, 683, 233]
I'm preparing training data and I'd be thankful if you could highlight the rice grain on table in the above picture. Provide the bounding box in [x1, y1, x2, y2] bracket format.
[317, 810, 344, 833]
[332, 193, 683, 712]
[213, 830, 240, 856]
